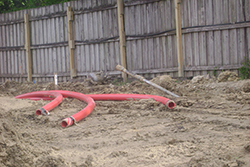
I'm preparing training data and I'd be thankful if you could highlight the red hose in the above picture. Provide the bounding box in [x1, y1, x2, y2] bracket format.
[87, 94, 176, 109]
[16, 91, 95, 128]
[17, 92, 175, 109]
[16, 91, 176, 128]
[15, 91, 63, 115]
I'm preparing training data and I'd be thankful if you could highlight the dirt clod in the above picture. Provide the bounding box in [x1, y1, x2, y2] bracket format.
[218, 71, 239, 82]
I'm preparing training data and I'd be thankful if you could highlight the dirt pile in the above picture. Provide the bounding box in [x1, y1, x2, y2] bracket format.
[218, 71, 239, 82]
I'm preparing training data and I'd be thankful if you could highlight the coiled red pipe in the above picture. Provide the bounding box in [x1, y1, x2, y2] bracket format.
[20, 92, 175, 109]
[16, 91, 176, 128]
[16, 91, 95, 128]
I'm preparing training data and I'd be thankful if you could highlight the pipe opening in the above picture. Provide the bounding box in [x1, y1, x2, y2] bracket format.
[167, 101, 176, 109]
[36, 109, 42, 115]
[61, 121, 68, 128]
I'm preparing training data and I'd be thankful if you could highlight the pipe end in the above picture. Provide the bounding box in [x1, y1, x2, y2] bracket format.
[36, 108, 47, 115]
[61, 117, 74, 128]
[166, 100, 176, 109]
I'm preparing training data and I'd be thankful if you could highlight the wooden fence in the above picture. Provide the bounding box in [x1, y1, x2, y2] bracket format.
[0, 0, 250, 83]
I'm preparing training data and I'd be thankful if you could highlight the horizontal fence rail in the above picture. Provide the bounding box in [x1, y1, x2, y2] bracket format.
[0, 0, 250, 83]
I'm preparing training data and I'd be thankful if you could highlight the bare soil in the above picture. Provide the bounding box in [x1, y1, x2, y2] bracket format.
[0, 72, 250, 167]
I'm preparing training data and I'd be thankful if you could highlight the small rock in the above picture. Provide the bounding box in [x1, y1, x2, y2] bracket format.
[244, 143, 250, 152]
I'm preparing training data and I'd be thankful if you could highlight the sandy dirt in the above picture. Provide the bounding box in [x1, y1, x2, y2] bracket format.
[0, 71, 250, 167]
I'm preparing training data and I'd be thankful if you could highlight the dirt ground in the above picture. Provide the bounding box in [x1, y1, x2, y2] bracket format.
[0, 71, 249, 167]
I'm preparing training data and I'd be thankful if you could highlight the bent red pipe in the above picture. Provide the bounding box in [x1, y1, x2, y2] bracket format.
[16, 91, 95, 128]
[18, 91, 176, 109]
[15, 91, 63, 115]
[87, 94, 176, 109]
[16, 91, 175, 128]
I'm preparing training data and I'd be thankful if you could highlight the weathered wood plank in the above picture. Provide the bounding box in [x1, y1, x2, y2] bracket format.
[193, 33, 200, 75]
[97, 11, 103, 39]
[247, 28, 250, 59]
[114, 41, 120, 65]
[205, 0, 213, 25]
[94, 44, 100, 71]
[222, 0, 229, 23]
[85, 45, 90, 72]
[245, 0, 250, 21]
[199, 32, 207, 75]
[135, 5, 141, 35]
[198, 0, 205, 26]
[237, 28, 245, 64]
[191, 0, 198, 26]
[206, 31, 214, 66]
[236, 0, 244, 22]
[155, 37, 161, 69]
[90, 44, 95, 71]
[222, 30, 229, 65]
[142, 39, 148, 70]
[99, 43, 105, 71]
[229, 29, 238, 65]
[214, 31, 222, 66]
[131, 40, 137, 70]
[184, 33, 193, 77]
[229, 0, 236, 23]
[166, 35, 173, 68]
[214, 0, 222, 24]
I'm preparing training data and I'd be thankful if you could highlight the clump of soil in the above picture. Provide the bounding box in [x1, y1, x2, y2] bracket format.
[218, 71, 239, 82]
[241, 81, 250, 92]
[150, 75, 176, 91]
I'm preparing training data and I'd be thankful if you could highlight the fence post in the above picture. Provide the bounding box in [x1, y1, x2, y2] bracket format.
[24, 13, 32, 82]
[175, 0, 184, 77]
[117, 0, 127, 82]
[67, 6, 76, 79]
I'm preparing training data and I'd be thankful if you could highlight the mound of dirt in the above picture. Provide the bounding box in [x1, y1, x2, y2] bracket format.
[150, 75, 176, 91]
[217, 71, 239, 82]
[241, 81, 250, 92]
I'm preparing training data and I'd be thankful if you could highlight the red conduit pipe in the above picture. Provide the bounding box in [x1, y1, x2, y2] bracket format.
[15, 91, 63, 115]
[88, 94, 176, 109]
[17, 91, 176, 109]
[16, 91, 95, 128]
[16, 91, 176, 127]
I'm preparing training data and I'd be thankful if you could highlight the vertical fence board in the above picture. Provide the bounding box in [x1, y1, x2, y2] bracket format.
[214, 31, 222, 66]
[229, 29, 238, 65]
[222, 0, 229, 23]
[245, 0, 250, 21]
[207, 31, 214, 66]
[237, 28, 245, 64]
[229, 0, 236, 23]
[185, 33, 193, 76]
[193, 33, 200, 75]
[142, 39, 148, 70]
[236, 0, 244, 22]
[214, 0, 222, 24]
[222, 30, 229, 65]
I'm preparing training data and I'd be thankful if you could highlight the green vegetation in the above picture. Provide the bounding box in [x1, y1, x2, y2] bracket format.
[239, 57, 250, 79]
[0, 0, 70, 13]
[213, 66, 217, 77]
